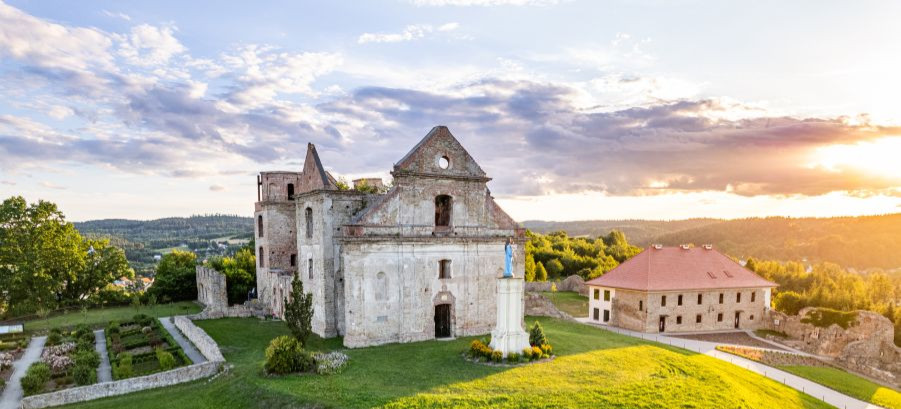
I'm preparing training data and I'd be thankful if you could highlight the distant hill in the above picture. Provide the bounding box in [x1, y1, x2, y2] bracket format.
[523, 214, 901, 269]
[75, 215, 253, 272]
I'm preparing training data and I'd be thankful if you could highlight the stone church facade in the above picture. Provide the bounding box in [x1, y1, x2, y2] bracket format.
[254, 126, 525, 348]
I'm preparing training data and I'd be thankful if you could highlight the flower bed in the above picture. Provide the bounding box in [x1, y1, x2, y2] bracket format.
[465, 322, 555, 365]
[22, 324, 100, 396]
[105, 315, 190, 380]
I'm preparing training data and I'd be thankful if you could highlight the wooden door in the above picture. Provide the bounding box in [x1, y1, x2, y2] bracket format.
[435, 304, 451, 338]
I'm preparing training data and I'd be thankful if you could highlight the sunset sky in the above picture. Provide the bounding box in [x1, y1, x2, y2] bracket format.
[1, 0, 900, 221]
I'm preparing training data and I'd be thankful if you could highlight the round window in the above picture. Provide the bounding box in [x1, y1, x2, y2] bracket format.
[438, 156, 450, 169]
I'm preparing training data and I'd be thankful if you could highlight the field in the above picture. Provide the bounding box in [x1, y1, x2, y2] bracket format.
[778, 366, 901, 409]
[22, 302, 201, 333]
[540, 291, 589, 318]
[60, 317, 832, 409]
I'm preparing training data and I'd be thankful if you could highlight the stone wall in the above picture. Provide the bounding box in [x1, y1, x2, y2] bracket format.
[523, 275, 587, 295]
[524, 292, 573, 320]
[767, 308, 901, 386]
[196, 266, 227, 313]
[20, 316, 224, 409]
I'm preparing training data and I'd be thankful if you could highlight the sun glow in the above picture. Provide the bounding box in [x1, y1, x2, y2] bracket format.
[810, 137, 901, 179]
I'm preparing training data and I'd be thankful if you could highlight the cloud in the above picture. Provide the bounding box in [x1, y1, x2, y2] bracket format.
[209, 184, 226, 192]
[1, 180, 15, 186]
[409, 0, 561, 5]
[101, 10, 131, 21]
[39, 181, 66, 190]
[116, 23, 187, 66]
[358, 23, 459, 44]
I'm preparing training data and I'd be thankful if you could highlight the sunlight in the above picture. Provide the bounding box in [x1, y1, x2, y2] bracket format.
[809, 136, 901, 179]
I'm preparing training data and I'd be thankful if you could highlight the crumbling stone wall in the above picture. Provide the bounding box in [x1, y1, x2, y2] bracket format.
[767, 308, 901, 385]
[524, 292, 573, 320]
[196, 266, 227, 313]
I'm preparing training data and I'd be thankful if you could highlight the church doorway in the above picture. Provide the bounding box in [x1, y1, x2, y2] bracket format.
[435, 304, 451, 338]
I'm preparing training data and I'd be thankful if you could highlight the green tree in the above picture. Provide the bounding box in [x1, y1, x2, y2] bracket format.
[535, 261, 548, 282]
[149, 250, 197, 302]
[545, 259, 564, 278]
[284, 271, 314, 347]
[774, 291, 805, 315]
[524, 253, 536, 282]
[208, 248, 256, 304]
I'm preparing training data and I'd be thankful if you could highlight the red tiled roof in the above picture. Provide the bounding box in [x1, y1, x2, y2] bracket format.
[585, 246, 778, 291]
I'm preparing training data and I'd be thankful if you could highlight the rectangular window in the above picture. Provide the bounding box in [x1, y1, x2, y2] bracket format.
[751, 291, 756, 302]
[696, 314, 702, 324]
[290, 254, 296, 267]
[603, 310, 610, 322]
[698, 294, 703, 304]
[604, 290, 611, 301]
[594, 289, 600, 300]
[676, 316, 682, 324]
[719, 293, 724, 304]
[593, 308, 600, 321]
[639, 300, 643, 311]
[661, 295, 667, 307]
[308, 258, 313, 279]
[717, 313, 723, 322]
[678, 294, 683, 306]
[737, 292, 742, 303]
[439, 260, 451, 279]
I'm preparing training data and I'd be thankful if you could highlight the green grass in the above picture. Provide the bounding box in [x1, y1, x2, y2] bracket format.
[540, 291, 589, 318]
[59, 316, 834, 409]
[778, 366, 901, 409]
[23, 302, 201, 333]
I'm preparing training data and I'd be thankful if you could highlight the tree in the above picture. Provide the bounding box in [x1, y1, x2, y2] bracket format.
[524, 253, 536, 282]
[149, 250, 197, 302]
[208, 248, 256, 304]
[545, 259, 564, 278]
[774, 291, 805, 315]
[284, 271, 314, 347]
[535, 261, 548, 282]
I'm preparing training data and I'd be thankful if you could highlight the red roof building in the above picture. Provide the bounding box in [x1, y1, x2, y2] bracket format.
[585, 245, 777, 333]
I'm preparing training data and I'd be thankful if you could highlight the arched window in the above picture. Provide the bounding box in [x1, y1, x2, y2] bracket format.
[305, 207, 313, 239]
[259, 246, 265, 268]
[435, 195, 452, 227]
[257, 215, 263, 237]
[287, 183, 295, 200]
[375, 272, 387, 301]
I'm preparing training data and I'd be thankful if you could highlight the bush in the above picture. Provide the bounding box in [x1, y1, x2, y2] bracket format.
[521, 347, 533, 360]
[73, 363, 97, 386]
[508, 352, 520, 363]
[490, 350, 503, 363]
[80, 331, 95, 344]
[21, 362, 51, 396]
[156, 348, 176, 371]
[46, 332, 62, 346]
[469, 339, 493, 359]
[531, 346, 543, 360]
[107, 321, 120, 335]
[114, 353, 133, 379]
[133, 314, 152, 327]
[529, 321, 547, 347]
[76, 338, 94, 353]
[264, 336, 314, 375]
[49, 328, 62, 336]
[74, 350, 100, 369]
[75, 324, 92, 338]
[540, 344, 553, 356]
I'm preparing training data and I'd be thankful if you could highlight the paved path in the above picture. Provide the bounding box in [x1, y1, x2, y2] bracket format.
[577, 318, 885, 409]
[94, 330, 112, 382]
[159, 317, 205, 364]
[0, 336, 46, 409]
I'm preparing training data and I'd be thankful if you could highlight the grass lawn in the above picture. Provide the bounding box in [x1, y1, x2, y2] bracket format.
[23, 302, 201, 333]
[778, 366, 901, 409]
[59, 316, 833, 409]
[539, 291, 588, 318]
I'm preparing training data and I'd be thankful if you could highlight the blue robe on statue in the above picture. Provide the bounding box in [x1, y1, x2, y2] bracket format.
[504, 243, 514, 277]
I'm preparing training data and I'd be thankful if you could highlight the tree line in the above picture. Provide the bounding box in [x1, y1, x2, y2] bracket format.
[523, 230, 642, 281]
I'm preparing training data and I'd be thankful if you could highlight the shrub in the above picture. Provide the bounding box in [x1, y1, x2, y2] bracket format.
[801, 308, 859, 329]
[490, 350, 503, 363]
[265, 336, 314, 375]
[49, 328, 62, 336]
[73, 363, 97, 386]
[469, 339, 493, 359]
[529, 321, 548, 347]
[133, 314, 152, 327]
[75, 324, 92, 338]
[76, 338, 94, 353]
[521, 348, 533, 360]
[107, 321, 120, 335]
[531, 346, 543, 360]
[115, 353, 133, 379]
[80, 331, 95, 344]
[156, 348, 176, 371]
[46, 332, 62, 346]
[74, 350, 100, 369]
[540, 344, 553, 356]
[314, 351, 349, 375]
[508, 352, 520, 363]
[18, 339, 28, 349]
[21, 362, 51, 396]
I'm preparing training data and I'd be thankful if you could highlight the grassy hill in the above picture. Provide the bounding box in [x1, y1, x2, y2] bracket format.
[524, 213, 901, 269]
[61, 317, 832, 409]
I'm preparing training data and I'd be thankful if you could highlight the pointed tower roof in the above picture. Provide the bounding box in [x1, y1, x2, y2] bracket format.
[299, 143, 337, 192]
[393, 126, 489, 180]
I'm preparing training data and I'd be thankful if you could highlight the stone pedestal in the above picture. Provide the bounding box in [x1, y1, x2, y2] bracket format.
[489, 277, 530, 357]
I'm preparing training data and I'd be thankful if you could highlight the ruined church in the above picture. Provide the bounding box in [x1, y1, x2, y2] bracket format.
[254, 126, 525, 348]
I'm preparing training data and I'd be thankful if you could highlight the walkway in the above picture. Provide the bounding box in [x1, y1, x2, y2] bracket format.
[0, 336, 46, 409]
[577, 318, 885, 409]
[159, 317, 205, 364]
[93, 330, 112, 383]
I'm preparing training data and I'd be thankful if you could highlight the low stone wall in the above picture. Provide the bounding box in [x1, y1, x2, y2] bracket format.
[524, 292, 573, 320]
[192, 299, 270, 320]
[20, 316, 225, 409]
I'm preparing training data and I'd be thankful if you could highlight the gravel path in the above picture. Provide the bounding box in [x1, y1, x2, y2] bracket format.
[577, 319, 886, 409]
[159, 317, 205, 364]
[0, 336, 46, 409]
[94, 330, 112, 382]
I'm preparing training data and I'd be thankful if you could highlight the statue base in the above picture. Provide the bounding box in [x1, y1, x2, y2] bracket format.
[489, 277, 531, 357]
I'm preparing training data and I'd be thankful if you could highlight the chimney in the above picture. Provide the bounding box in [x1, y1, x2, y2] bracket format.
[703, 244, 713, 250]
[652, 244, 663, 250]
[680, 244, 691, 250]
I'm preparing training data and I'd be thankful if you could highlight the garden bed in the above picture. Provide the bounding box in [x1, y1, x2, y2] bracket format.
[105, 314, 190, 380]
[21, 324, 101, 396]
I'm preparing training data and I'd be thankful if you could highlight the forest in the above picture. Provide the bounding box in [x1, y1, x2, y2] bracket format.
[523, 230, 642, 281]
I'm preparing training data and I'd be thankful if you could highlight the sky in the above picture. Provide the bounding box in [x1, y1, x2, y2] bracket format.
[1, 0, 900, 222]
